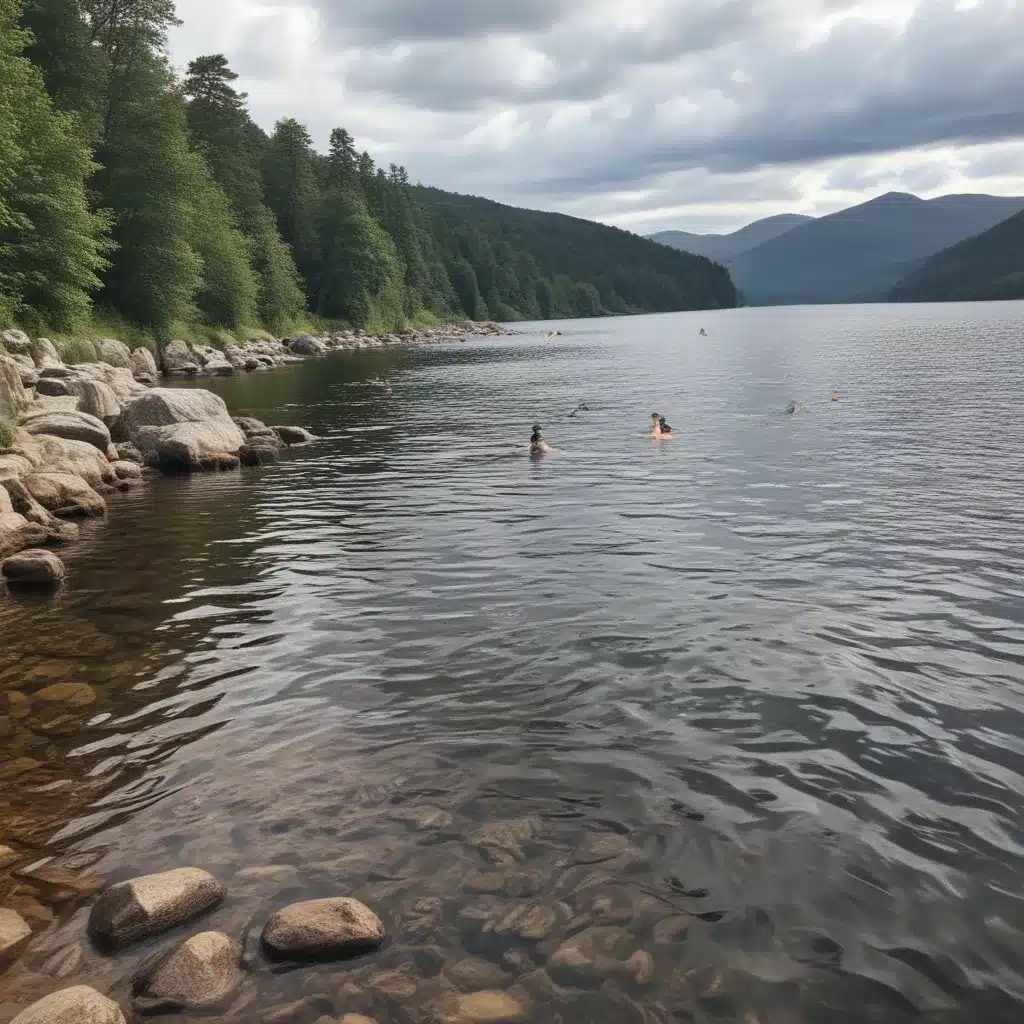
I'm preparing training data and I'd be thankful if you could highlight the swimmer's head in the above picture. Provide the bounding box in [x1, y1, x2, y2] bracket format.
[531, 423, 542, 441]
[651, 412, 660, 422]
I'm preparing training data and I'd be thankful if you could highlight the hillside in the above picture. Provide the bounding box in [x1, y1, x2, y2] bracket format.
[890, 209, 1024, 303]
[415, 187, 739, 320]
[727, 192, 1024, 305]
[649, 214, 813, 261]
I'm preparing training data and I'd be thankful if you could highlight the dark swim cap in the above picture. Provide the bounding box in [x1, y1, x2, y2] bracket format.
[532, 424, 541, 433]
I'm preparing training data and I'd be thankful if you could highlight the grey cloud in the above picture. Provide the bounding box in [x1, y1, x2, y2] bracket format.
[318, 0, 569, 43]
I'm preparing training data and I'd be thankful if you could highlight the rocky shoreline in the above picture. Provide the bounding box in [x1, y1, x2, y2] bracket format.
[0, 322, 512, 588]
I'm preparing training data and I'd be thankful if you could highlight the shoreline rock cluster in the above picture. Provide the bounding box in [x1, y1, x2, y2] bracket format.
[0, 322, 511, 588]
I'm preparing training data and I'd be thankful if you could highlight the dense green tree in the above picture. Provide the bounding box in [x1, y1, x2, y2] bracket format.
[95, 51, 202, 335]
[447, 258, 487, 320]
[262, 118, 320, 287]
[1, 0, 108, 331]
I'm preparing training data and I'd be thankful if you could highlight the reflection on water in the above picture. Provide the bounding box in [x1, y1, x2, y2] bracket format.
[2, 304, 1024, 1022]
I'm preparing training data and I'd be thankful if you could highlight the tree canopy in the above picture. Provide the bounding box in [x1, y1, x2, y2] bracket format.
[2, 0, 739, 344]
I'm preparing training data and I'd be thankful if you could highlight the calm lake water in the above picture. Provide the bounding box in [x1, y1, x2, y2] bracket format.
[2, 302, 1024, 1023]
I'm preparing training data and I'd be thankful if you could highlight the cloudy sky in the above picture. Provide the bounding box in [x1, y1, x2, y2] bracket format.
[168, 0, 1024, 235]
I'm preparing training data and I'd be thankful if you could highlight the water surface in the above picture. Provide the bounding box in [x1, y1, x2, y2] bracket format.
[2, 303, 1024, 1023]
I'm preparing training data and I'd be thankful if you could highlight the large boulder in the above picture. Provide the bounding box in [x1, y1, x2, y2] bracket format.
[9, 986, 125, 1024]
[88, 867, 226, 949]
[23, 473, 106, 517]
[0, 512, 48, 558]
[132, 931, 244, 1012]
[30, 337, 63, 369]
[261, 897, 385, 961]
[18, 365, 39, 389]
[2, 548, 66, 585]
[130, 347, 158, 380]
[286, 334, 328, 356]
[94, 338, 132, 368]
[75, 380, 121, 427]
[22, 410, 111, 453]
[239, 440, 278, 467]
[0, 353, 28, 421]
[1, 329, 31, 355]
[120, 388, 245, 473]
[161, 339, 199, 375]
[64, 363, 146, 403]
[36, 376, 74, 398]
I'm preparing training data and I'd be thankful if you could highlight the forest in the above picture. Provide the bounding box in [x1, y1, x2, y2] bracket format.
[0, 0, 736, 350]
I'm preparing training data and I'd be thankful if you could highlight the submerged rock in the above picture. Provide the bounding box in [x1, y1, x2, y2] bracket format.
[455, 991, 528, 1023]
[239, 441, 279, 467]
[261, 897, 385, 961]
[1, 548, 66, 585]
[9, 986, 125, 1024]
[132, 930, 244, 1012]
[273, 424, 317, 445]
[88, 867, 226, 949]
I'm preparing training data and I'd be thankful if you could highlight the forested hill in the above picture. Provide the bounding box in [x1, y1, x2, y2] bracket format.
[890, 210, 1024, 303]
[415, 188, 739, 319]
[0, 0, 736, 349]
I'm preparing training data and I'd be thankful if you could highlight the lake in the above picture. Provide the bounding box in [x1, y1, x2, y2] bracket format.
[2, 302, 1024, 1023]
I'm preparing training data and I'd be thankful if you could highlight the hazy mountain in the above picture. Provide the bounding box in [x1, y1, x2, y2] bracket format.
[890, 208, 1024, 303]
[727, 192, 1024, 305]
[649, 214, 813, 261]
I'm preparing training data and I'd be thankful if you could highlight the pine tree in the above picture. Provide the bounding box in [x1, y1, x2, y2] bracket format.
[95, 50, 202, 336]
[261, 118, 320, 289]
[0, 0, 108, 331]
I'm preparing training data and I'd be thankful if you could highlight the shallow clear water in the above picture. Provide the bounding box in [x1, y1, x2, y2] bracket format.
[2, 303, 1024, 1023]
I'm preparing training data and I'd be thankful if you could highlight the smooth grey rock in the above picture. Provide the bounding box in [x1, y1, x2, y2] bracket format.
[22, 410, 111, 452]
[261, 897, 385, 961]
[114, 442, 144, 465]
[0, 353, 29, 421]
[132, 931, 244, 1012]
[22, 474, 106, 517]
[18, 365, 39, 388]
[272, 425, 316, 445]
[75, 380, 120, 427]
[286, 334, 328, 356]
[1, 329, 31, 354]
[30, 337, 63, 369]
[161, 340, 197, 375]
[130, 347, 158, 379]
[9, 986, 125, 1024]
[36, 376, 74, 397]
[88, 867, 226, 949]
[0, 512, 48, 558]
[94, 338, 132, 369]
[455, 991, 528, 1023]
[1, 548, 66, 585]
[111, 460, 141, 480]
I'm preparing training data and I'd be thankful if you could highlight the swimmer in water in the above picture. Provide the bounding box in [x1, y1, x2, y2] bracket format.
[831, 391, 839, 402]
[659, 415, 672, 435]
[787, 401, 801, 414]
[530, 424, 552, 455]
[650, 412, 673, 439]
[700, 328, 707, 337]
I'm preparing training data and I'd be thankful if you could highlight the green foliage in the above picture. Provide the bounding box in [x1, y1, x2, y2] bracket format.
[416, 186, 737, 319]
[891, 209, 1024, 303]
[95, 52, 202, 337]
[0, 419, 14, 450]
[187, 154, 257, 330]
[0, 0, 108, 332]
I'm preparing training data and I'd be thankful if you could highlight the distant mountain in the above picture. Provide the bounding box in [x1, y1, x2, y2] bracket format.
[649, 214, 813, 261]
[727, 192, 1024, 305]
[890, 209, 1024, 303]
[415, 187, 739, 319]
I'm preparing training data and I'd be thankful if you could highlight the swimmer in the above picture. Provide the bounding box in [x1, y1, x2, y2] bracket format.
[699, 328, 707, 337]
[831, 391, 838, 402]
[787, 401, 801, 414]
[650, 412, 673, 439]
[529, 424, 552, 455]
[659, 415, 672, 435]
[569, 402, 591, 418]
